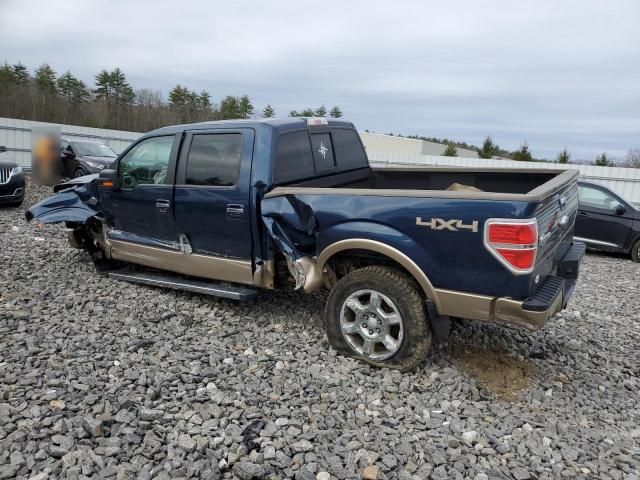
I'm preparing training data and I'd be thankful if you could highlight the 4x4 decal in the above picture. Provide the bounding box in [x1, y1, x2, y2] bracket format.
[416, 217, 479, 233]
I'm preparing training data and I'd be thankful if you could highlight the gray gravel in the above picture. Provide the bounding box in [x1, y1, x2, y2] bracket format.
[1, 181, 639, 479]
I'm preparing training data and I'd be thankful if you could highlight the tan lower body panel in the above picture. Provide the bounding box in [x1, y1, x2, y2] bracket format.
[108, 240, 255, 286]
[435, 287, 562, 331]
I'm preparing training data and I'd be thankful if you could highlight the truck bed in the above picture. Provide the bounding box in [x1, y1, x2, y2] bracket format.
[263, 166, 580, 303]
[276, 166, 574, 201]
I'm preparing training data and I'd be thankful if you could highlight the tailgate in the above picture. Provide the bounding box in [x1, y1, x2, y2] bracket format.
[534, 177, 579, 262]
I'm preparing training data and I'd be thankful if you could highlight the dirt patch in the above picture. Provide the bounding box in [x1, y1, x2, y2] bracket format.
[454, 348, 534, 402]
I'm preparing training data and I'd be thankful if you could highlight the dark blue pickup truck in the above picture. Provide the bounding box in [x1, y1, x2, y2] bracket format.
[27, 118, 585, 370]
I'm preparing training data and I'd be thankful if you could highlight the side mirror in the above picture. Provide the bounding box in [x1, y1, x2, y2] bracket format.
[99, 168, 120, 191]
[615, 204, 626, 215]
[63, 149, 75, 159]
[0, 145, 6, 153]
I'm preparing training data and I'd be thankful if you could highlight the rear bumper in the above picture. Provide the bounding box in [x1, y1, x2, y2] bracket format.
[435, 241, 586, 331]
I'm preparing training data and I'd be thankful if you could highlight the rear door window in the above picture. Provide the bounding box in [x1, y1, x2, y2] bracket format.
[185, 133, 242, 187]
[310, 133, 336, 171]
[274, 131, 315, 183]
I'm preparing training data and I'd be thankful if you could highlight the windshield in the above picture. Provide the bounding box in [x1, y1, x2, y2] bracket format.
[73, 141, 117, 158]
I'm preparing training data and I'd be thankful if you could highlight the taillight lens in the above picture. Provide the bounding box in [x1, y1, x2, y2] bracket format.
[485, 220, 538, 273]
[488, 223, 537, 245]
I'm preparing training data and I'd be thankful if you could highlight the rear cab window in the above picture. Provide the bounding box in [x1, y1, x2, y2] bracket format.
[273, 127, 368, 184]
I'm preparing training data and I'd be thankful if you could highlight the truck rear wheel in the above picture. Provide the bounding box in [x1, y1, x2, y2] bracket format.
[324, 266, 431, 371]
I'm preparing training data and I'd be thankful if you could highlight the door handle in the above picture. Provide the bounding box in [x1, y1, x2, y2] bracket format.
[578, 211, 588, 217]
[156, 199, 170, 212]
[226, 204, 245, 215]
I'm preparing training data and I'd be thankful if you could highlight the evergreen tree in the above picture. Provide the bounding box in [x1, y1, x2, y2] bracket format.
[220, 96, 240, 119]
[478, 136, 499, 159]
[110, 68, 134, 104]
[556, 147, 570, 164]
[289, 110, 299, 117]
[94, 70, 112, 103]
[301, 108, 315, 117]
[57, 72, 89, 103]
[0, 63, 13, 91]
[329, 105, 342, 118]
[315, 105, 327, 117]
[512, 142, 533, 161]
[11, 63, 29, 84]
[34, 63, 58, 119]
[168, 84, 189, 107]
[594, 152, 614, 166]
[262, 104, 275, 117]
[198, 91, 212, 113]
[34, 64, 57, 95]
[238, 95, 253, 119]
[443, 143, 458, 157]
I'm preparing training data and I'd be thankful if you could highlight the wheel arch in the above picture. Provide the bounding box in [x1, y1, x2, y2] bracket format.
[317, 238, 441, 311]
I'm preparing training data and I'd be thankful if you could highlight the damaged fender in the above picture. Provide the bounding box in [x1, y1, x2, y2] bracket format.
[261, 195, 325, 292]
[25, 176, 101, 225]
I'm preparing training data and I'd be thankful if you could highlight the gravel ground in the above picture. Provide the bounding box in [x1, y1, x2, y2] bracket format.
[1, 181, 639, 480]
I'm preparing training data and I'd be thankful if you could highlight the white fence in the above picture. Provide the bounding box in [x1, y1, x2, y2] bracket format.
[369, 152, 640, 204]
[0, 117, 140, 167]
[2, 116, 639, 204]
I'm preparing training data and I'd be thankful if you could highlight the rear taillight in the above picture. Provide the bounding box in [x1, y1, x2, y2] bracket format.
[484, 219, 537, 274]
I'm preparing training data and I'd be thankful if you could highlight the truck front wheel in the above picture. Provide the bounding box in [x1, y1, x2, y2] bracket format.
[324, 266, 432, 371]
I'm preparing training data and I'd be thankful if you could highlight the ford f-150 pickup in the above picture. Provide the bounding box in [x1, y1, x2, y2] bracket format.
[26, 118, 585, 370]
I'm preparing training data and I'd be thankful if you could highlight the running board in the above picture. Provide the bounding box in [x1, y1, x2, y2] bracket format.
[106, 270, 258, 301]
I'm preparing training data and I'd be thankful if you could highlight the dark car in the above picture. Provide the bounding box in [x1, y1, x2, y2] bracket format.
[575, 180, 640, 262]
[61, 137, 118, 178]
[0, 146, 26, 206]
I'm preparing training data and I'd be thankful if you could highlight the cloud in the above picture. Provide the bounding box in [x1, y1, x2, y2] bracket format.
[1, 0, 639, 159]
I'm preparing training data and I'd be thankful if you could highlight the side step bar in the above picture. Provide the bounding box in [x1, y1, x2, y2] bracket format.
[106, 270, 258, 301]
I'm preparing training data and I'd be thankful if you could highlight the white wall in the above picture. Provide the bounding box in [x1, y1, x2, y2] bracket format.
[0, 117, 141, 167]
[359, 131, 479, 158]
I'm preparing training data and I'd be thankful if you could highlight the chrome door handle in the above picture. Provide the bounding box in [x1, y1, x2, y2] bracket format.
[156, 199, 170, 212]
[226, 204, 244, 215]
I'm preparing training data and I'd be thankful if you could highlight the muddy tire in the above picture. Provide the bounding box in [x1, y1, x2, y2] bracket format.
[324, 265, 431, 371]
[632, 239, 640, 263]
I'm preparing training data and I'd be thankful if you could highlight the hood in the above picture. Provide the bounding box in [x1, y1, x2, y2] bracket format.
[53, 173, 99, 192]
[78, 155, 117, 166]
[26, 176, 101, 224]
[0, 152, 18, 169]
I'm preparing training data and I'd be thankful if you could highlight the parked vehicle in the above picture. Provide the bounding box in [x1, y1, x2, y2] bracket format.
[575, 180, 640, 262]
[0, 146, 26, 206]
[60, 137, 118, 178]
[27, 118, 585, 370]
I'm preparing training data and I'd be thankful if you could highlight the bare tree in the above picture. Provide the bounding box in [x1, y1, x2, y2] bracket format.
[626, 148, 640, 168]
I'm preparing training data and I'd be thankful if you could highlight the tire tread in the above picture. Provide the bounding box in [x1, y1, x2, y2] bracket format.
[324, 265, 431, 371]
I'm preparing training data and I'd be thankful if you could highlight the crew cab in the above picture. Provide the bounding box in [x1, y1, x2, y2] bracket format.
[27, 118, 585, 370]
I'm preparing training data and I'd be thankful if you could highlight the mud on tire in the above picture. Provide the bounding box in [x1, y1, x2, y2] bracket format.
[324, 265, 432, 371]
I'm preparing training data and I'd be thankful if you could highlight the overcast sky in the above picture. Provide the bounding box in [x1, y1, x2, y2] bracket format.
[1, 0, 639, 160]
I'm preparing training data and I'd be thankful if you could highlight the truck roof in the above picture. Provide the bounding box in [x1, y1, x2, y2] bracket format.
[147, 117, 356, 136]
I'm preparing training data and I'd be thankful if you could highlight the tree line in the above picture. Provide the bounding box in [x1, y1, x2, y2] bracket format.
[0, 62, 344, 133]
[392, 132, 639, 167]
